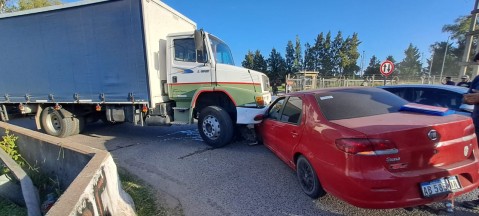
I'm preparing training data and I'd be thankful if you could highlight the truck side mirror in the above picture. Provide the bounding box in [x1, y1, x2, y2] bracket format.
[194, 29, 207, 63]
[194, 29, 204, 52]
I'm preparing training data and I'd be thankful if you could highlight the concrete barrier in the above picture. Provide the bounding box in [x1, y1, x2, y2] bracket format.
[0, 122, 136, 216]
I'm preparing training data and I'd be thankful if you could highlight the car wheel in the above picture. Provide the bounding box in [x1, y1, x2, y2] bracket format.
[296, 156, 325, 198]
[198, 106, 234, 148]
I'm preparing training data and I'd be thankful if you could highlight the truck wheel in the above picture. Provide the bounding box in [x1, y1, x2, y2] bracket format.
[71, 116, 85, 135]
[40, 107, 75, 138]
[198, 106, 234, 148]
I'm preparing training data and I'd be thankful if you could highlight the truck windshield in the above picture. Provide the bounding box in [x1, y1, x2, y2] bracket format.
[209, 35, 234, 65]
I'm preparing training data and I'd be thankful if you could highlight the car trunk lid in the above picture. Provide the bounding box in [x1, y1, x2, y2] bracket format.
[331, 112, 476, 171]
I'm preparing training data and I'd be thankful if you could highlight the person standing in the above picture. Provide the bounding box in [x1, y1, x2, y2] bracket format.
[462, 52, 479, 210]
[442, 76, 455, 85]
[271, 82, 278, 96]
[457, 75, 471, 88]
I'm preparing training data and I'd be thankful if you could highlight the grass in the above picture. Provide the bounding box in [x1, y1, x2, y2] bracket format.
[0, 197, 27, 216]
[118, 168, 179, 216]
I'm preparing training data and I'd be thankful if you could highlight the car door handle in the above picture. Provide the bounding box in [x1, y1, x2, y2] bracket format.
[291, 131, 298, 137]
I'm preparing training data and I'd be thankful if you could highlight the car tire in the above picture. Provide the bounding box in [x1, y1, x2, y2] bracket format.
[40, 107, 75, 138]
[198, 106, 234, 148]
[296, 156, 325, 198]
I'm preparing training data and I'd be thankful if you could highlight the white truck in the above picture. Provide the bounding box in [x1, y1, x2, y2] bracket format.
[0, 0, 271, 147]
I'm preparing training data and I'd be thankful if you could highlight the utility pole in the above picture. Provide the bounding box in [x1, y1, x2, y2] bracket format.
[460, 0, 479, 77]
[360, 51, 365, 77]
[440, 37, 450, 82]
[429, 50, 434, 76]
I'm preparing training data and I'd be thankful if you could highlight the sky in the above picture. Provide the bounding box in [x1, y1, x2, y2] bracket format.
[57, 0, 473, 68]
[161, 0, 474, 68]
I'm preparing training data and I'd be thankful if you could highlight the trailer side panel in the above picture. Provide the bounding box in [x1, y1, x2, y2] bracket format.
[0, 0, 149, 103]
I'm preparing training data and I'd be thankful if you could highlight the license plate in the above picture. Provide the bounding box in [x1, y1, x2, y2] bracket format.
[420, 176, 461, 198]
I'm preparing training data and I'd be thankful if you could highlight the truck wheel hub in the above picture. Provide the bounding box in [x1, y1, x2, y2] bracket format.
[202, 115, 220, 140]
[49, 114, 61, 131]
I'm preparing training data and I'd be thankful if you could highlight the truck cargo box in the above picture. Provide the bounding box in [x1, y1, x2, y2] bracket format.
[0, 0, 195, 105]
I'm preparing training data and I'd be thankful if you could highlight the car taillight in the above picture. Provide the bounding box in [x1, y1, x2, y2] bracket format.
[335, 138, 398, 156]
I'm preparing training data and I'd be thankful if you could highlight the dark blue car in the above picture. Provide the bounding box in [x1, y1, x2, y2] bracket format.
[379, 84, 473, 116]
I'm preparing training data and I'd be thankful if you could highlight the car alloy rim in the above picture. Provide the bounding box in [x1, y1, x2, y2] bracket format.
[298, 162, 314, 192]
[202, 115, 220, 140]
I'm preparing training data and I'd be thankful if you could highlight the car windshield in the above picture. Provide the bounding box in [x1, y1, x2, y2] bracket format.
[208, 34, 235, 65]
[315, 88, 408, 120]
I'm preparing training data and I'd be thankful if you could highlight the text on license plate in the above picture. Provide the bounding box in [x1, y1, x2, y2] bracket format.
[420, 176, 461, 198]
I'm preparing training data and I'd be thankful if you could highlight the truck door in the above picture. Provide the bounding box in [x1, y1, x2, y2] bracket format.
[169, 37, 212, 99]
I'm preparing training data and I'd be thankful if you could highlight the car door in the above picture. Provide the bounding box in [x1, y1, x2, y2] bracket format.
[261, 96, 304, 162]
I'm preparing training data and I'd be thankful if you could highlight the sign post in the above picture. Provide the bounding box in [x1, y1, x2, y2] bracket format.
[380, 60, 395, 85]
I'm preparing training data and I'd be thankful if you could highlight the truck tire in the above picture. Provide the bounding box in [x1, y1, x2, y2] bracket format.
[40, 107, 75, 138]
[198, 106, 234, 148]
[71, 116, 85, 135]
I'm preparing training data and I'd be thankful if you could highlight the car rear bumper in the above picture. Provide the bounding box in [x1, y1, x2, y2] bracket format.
[323, 159, 479, 209]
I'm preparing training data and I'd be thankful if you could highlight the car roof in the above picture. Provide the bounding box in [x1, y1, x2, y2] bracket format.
[283, 87, 365, 95]
[378, 84, 469, 94]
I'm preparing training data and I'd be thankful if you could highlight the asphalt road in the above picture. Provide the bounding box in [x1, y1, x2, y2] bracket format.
[8, 117, 479, 216]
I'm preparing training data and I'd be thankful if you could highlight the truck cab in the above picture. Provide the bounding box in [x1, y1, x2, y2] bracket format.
[154, 30, 271, 147]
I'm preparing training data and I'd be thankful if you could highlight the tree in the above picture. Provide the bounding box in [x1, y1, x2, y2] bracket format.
[330, 31, 343, 75]
[313, 32, 325, 73]
[320, 32, 333, 76]
[386, 55, 396, 63]
[397, 43, 422, 77]
[1, 0, 17, 12]
[285, 40, 295, 74]
[303, 42, 315, 71]
[252, 50, 267, 73]
[0, 0, 5, 12]
[442, 15, 479, 57]
[242, 50, 254, 69]
[293, 35, 303, 72]
[2, 0, 61, 12]
[267, 48, 286, 82]
[428, 41, 459, 77]
[19, 0, 61, 10]
[363, 55, 381, 77]
[340, 33, 361, 76]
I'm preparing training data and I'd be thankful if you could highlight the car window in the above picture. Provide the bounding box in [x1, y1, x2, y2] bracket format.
[436, 90, 463, 110]
[414, 88, 441, 107]
[384, 88, 406, 98]
[382, 87, 414, 102]
[315, 88, 407, 120]
[280, 97, 303, 124]
[268, 98, 286, 121]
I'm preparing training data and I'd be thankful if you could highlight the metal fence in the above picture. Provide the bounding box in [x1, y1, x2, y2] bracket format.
[284, 74, 448, 93]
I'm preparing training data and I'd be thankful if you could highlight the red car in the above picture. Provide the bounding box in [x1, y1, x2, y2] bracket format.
[256, 87, 479, 209]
